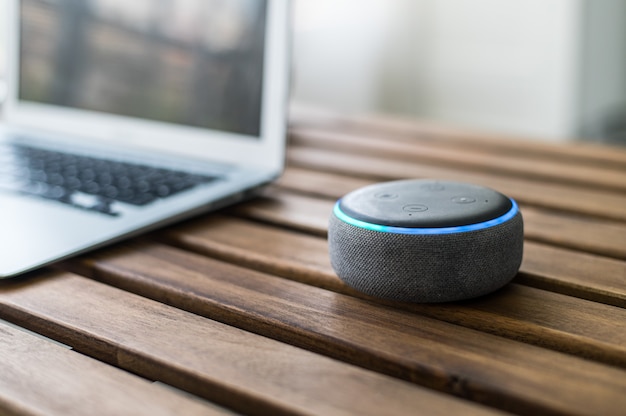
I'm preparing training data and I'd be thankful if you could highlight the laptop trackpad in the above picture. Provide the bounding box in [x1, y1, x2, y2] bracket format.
[0, 193, 117, 277]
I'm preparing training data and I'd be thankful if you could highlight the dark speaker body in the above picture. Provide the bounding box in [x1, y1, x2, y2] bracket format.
[328, 179, 524, 303]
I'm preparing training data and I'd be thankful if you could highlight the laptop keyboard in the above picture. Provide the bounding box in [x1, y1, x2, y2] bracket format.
[0, 142, 218, 216]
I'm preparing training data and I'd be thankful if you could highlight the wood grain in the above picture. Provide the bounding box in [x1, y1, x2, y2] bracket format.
[0, 273, 501, 416]
[65, 242, 626, 416]
[521, 207, 626, 259]
[3, 107, 625, 416]
[291, 128, 626, 193]
[518, 242, 626, 306]
[233, 191, 330, 237]
[159, 214, 626, 364]
[161, 216, 343, 293]
[287, 146, 626, 223]
[0, 318, 226, 416]
[288, 106, 626, 167]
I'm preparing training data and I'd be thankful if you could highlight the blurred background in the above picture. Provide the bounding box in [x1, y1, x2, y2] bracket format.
[2, 0, 625, 145]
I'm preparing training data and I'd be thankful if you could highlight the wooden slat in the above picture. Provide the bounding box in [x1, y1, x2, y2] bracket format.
[287, 146, 626, 223]
[159, 214, 626, 364]
[519, 242, 626, 306]
[0, 272, 500, 416]
[235, 187, 626, 261]
[291, 128, 626, 193]
[521, 207, 626, 259]
[2, 107, 622, 416]
[63, 242, 626, 416]
[162, 216, 342, 293]
[288, 105, 626, 167]
[0, 318, 226, 416]
[233, 191, 330, 237]
[277, 167, 370, 201]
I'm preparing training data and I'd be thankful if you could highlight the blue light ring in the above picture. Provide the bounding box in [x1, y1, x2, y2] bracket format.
[333, 199, 519, 235]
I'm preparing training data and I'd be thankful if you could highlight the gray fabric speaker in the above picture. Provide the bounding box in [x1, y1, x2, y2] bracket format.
[328, 179, 524, 303]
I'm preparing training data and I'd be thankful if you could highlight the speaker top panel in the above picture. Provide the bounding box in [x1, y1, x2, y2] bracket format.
[338, 179, 513, 228]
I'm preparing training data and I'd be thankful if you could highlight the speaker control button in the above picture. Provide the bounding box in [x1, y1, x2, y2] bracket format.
[452, 196, 476, 204]
[375, 192, 399, 200]
[403, 204, 428, 212]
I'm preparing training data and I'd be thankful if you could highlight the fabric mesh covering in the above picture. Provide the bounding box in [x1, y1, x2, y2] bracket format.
[328, 211, 523, 303]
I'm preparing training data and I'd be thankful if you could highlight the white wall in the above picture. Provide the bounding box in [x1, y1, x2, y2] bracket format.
[292, 0, 626, 142]
[388, 0, 583, 141]
[292, 0, 394, 113]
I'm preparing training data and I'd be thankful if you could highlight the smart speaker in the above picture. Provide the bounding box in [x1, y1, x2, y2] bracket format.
[328, 179, 524, 303]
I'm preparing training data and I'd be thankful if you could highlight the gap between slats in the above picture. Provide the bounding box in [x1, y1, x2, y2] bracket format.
[224, 187, 626, 306]
[288, 107, 626, 169]
[244, 185, 626, 262]
[271, 165, 626, 260]
[153, 213, 626, 367]
[0, 271, 508, 416]
[0, 313, 228, 416]
[287, 146, 626, 224]
[60, 242, 626, 416]
[290, 128, 626, 194]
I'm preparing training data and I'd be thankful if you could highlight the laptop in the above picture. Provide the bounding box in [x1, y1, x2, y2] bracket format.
[0, 0, 290, 278]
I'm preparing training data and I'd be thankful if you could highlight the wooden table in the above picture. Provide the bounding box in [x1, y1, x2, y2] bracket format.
[1, 108, 625, 415]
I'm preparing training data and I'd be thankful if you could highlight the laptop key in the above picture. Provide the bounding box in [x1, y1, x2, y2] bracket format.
[0, 143, 218, 214]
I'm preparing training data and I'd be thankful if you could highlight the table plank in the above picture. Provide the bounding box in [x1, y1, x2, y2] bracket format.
[288, 106, 626, 168]
[521, 207, 626, 259]
[3, 105, 624, 416]
[288, 146, 626, 224]
[233, 191, 330, 237]
[158, 214, 626, 365]
[162, 216, 343, 293]
[0, 319, 227, 416]
[0, 273, 500, 416]
[519, 242, 626, 305]
[291, 128, 626, 193]
[65, 242, 626, 416]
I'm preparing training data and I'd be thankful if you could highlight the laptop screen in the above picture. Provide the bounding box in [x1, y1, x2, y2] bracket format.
[18, 0, 267, 137]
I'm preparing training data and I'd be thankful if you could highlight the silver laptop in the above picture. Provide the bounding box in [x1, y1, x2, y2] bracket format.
[0, 0, 290, 277]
